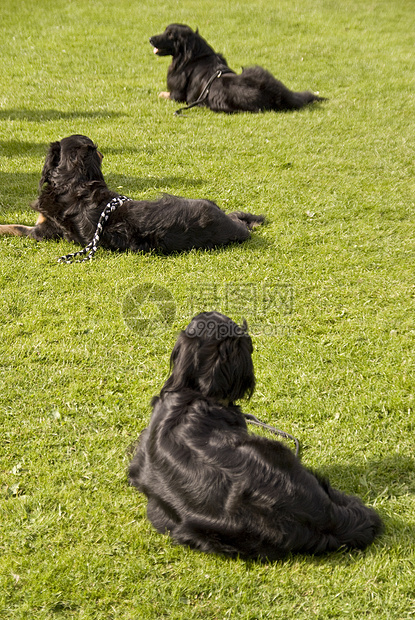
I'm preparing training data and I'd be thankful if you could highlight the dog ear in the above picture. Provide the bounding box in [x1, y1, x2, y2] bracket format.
[39, 141, 61, 191]
[161, 332, 199, 394]
[83, 144, 105, 182]
[70, 143, 104, 183]
[68, 143, 90, 165]
[172, 333, 200, 383]
[218, 338, 236, 362]
[213, 335, 255, 403]
[217, 320, 249, 362]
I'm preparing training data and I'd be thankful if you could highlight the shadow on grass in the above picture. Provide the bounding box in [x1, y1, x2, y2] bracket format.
[0, 109, 124, 123]
[0, 172, 39, 213]
[0, 141, 166, 159]
[320, 454, 415, 500]
[0, 140, 50, 158]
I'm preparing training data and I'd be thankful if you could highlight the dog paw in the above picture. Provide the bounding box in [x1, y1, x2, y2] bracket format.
[159, 91, 171, 99]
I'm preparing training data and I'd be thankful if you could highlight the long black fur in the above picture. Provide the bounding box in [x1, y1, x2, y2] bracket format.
[0, 135, 264, 252]
[150, 24, 325, 113]
[129, 312, 383, 561]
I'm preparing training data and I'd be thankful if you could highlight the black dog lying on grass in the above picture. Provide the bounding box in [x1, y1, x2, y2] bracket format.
[150, 24, 325, 113]
[0, 135, 264, 256]
[129, 312, 383, 561]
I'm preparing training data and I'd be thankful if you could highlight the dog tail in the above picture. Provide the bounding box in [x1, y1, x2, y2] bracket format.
[307, 475, 383, 553]
[229, 212, 265, 230]
[239, 66, 325, 111]
[327, 498, 383, 551]
[285, 90, 326, 109]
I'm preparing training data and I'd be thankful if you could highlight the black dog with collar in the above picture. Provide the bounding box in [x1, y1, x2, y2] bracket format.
[0, 135, 264, 254]
[150, 24, 325, 113]
[129, 312, 382, 561]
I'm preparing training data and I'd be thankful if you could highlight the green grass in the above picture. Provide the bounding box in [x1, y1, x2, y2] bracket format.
[1, 0, 415, 617]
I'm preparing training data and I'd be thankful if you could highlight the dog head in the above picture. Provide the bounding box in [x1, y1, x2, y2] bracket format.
[150, 24, 213, 61]
[39, 134, 105, 191]
[161, 311, 255, 404]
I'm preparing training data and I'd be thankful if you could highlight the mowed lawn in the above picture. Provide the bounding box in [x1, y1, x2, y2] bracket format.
[1, 0, 415, 618]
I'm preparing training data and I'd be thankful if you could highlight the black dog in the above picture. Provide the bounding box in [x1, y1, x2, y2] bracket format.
[129, 312, 383, 561]
[150, 24, 325, 113]
[0, 135, 264, 253]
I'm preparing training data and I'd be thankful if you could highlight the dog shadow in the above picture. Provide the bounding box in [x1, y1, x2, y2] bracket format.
[317, 453, 415, 501]
[316, 453, 415, 549]
[0, 109, 124, 123]
[0, 171, 39, 215]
